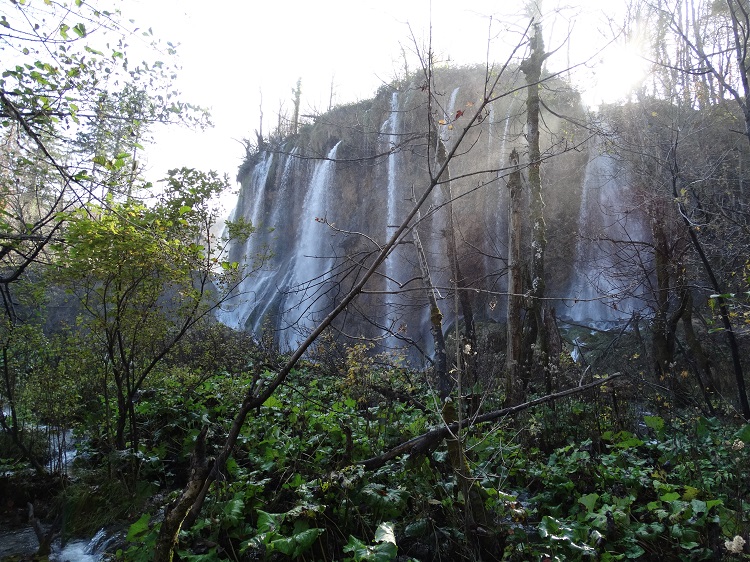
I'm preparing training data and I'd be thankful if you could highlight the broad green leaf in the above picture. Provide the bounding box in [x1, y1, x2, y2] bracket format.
[263, 395, 283, 409]
[579, 493, 599, 512]
[126, 513, 150, 541]
[256, 510, 283, 533]
[404, 519, 428, 538]
[615, 436, 644, 449]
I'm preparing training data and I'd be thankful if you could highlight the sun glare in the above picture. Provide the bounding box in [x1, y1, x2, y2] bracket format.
[583, 42, 650, 108]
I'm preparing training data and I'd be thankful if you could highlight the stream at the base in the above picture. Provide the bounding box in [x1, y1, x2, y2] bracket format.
[0, 526, 117, 560]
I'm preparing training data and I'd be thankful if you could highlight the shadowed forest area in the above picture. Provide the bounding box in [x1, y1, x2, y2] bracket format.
[1, 1, 749, 561]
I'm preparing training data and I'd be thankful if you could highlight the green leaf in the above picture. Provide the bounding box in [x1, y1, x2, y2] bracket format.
[263, 395, 283, 409]
[73, 23, 86, 37]
[615, 436, 644, 449]
[625, 544, 646, 558]
[256, 510, 283, 534]
[644, 415, 664, 432]
[223, 497, 244, 523]
[579, 493, 599, 512]
[404, 519, 428, 538]
[59, 23, 70, 40]
[269, 528, 323, 557]
[735, 423, 750, 443]
[126, 513, 150, 541]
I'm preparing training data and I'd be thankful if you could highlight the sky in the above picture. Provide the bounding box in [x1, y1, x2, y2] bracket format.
[123, 0, 648, 210]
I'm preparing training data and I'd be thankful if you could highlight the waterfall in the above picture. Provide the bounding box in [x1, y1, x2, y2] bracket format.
[566, 142, 645, 324]
[383, 92, 402, 338]
[281, 141, 341, 347]
[223, 69, 652, 356]
[482, 98, 517, 320]
[218, 152, 274, 330]
[245, 147, 300, 335]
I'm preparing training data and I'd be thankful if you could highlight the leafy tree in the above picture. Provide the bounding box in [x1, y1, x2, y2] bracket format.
[0, 0, 209, 465]
[55, 168, 250, 452]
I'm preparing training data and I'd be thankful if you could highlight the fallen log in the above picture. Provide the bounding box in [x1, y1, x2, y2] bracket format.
[358, 373, 625, 470]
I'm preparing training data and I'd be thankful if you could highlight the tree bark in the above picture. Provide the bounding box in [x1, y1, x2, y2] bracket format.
[506, 148, 524, 405]
[411, 210, 449, 399]
[520, 23, 550, 378]
[154, 427, 209, 562]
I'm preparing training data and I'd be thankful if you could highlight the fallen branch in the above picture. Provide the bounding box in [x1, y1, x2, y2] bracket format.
[28, 502, 55, 556]
[358, 373, 625, 470]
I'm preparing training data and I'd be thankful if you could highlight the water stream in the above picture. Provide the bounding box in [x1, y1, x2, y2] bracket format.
[0, 526, 119, 561]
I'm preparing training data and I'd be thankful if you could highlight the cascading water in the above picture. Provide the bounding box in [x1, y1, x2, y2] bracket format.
[483, 97, 517, 321]
[280, 141, 341, 347]
[49, 527, 121, 561]
[218, 152, 274, 330]
[566, 142, 646, 324]
[383, 92, 401, 335]
[245, 147, 300, 335]
[223, 68, 650, 356]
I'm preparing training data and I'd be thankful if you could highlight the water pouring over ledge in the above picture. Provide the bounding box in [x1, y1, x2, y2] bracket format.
[220, 67, 648, 356]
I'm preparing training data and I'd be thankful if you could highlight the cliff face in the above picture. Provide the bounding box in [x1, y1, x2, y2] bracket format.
[221, 66, 643, 358]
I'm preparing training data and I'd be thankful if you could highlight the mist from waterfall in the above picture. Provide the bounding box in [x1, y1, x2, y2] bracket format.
[566, 142, 647, 324]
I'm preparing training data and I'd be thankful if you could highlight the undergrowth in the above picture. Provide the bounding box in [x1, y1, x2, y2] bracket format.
[105, 362, 750, 562]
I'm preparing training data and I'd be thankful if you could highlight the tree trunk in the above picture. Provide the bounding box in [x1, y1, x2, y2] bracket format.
[669, 150, 749, 419]
[506, 148, 524, 405]
[520, 21, 551, 387]
[680, 291, 717, 414]
[434, 131, 477, 387]
[412, 213, 449, 399]
[291, 78, 302, 136]
[727, 0, 750, 143]
[154, 427, 209, 562]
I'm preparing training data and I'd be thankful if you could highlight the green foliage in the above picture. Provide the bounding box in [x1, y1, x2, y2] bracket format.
[47, 167, 241, 452]
[522, 415, 748, 560]
[119, 513, 158, 562]
[343, 522, 398, 561]
[0, 0, 215, 472]
[102, 353, 750, 561]
[242, 509, 325, 559]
